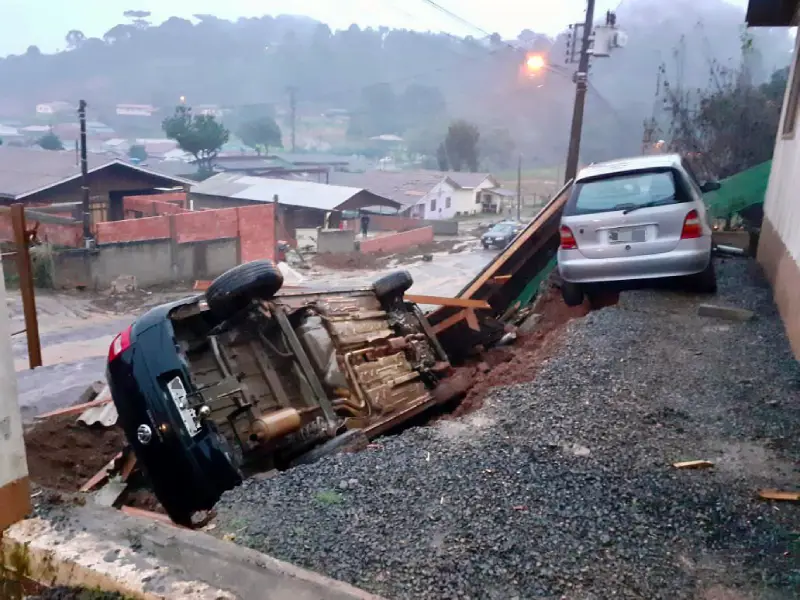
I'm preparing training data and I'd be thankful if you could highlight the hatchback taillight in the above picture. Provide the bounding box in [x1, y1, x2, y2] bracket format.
[681, 210, 703, 239]
[108, 325, 133, 362]
[560, 225, 578, 250]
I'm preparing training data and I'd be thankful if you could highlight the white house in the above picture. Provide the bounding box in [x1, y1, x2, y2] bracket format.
[116, 104, 156, 117]
[35, 101, 71, 115]
[413, 173, 505, 220]
[746, 0, 800, 356]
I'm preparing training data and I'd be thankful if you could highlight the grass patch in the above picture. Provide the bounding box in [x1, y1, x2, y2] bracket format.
[314, 490, 344, 505]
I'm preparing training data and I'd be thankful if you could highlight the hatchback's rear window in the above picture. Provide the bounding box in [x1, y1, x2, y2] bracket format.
[568, 169, 678, 216]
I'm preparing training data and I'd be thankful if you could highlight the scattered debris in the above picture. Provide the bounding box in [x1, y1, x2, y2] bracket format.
[80, 452, 123, 493]
[698, 303, 755, 322]
[673, 460, 715, 469]
[757, 489, 800, 502]
[422, 254, 433, 262]
[714, 244, 747, 257]
[110, 274, 137, 294]
[77, 401, 118, 428]
[36, 384, 112, 420]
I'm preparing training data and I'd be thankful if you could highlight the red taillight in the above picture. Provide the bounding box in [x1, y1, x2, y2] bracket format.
[560, 225, 578, 250]
[108, 325, 133, 362]
[681, 209, 703, 239]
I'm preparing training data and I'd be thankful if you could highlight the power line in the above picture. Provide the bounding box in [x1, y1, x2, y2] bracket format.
[418, 0, 494, 39]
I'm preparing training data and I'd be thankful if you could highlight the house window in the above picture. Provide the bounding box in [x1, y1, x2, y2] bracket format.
[475, 194, 481, 204]
[783, 53, 800, 137]
[445, 197, 451, 208]
[484, 193, 492, 203]
[430, 198, 437, 211]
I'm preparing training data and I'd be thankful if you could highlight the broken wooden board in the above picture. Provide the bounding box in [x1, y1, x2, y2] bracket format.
[404, 295, 491, 309]
[80, 452, 123, 493]
[672, 460, 714, 470]
[757, 489, 800, 502]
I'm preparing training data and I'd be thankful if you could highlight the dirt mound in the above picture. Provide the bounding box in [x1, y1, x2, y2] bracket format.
[24, 414, 126, 492]
[313, 252, 383, 270]
[449, 285, 592, 418]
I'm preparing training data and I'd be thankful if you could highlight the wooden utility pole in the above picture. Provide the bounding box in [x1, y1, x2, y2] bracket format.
[10, 204, 42, 369]
[78, 100, 91, 244]
[516, 155, 522, 221]
[287, 87, 297, 153]
[564, 0, 596, 184]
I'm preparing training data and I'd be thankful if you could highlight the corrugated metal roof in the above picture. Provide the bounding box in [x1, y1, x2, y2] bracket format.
[190, 172, 400, 211]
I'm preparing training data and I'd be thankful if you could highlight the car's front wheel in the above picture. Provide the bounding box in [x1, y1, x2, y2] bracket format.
[561, 281, 584, 307]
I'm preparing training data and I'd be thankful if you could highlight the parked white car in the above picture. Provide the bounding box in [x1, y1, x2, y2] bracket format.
[557, 154, 720, 306]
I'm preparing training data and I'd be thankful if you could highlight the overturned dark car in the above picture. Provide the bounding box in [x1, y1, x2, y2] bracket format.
[107, 260, 454, 525]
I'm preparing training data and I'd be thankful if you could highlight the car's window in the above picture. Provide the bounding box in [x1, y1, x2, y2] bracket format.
[568, 169, 679, 216]
[489, 224, 515, 234]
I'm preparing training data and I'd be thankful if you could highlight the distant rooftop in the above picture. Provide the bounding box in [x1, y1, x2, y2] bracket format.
[191, 172, 400, 212]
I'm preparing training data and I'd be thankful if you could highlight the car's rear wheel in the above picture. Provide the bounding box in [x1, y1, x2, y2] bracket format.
[561, 281, 584, 307]
[690, 257, 717, 294]
[206, 260, 283, 317]
[373, 270, 413, 303]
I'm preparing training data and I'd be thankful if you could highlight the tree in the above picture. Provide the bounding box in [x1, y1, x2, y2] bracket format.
[162, 106, 229, 172]
[37, 131, 64, 151]
[443, 120, 480, 172]
[128, 144, 148, 161]
[436, 142, 449, 171]
[400, 84, 446, 130]
[25, 45, 42, 57]
[103, 24, 136, 44]
[660, 38, 787, 179]
[238, 117, 283, 155]
[65, 30, 86, 50]
[124, 10, 152, 29]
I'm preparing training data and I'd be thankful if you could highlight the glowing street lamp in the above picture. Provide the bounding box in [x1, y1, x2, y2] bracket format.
[525, 54, 546, 73]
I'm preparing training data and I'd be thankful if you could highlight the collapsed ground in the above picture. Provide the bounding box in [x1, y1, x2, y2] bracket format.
[212, 258, 800, 600]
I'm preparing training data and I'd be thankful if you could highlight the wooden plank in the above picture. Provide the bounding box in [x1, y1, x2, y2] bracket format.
[35, 396, 112, 420]
[758, 489, 800, 502]
[405, 295, 491, 309]
[120, 453, 137, 482]
[672, 460, 714, 470]
[464, 309, 480, 331]
[431, 310, 467, 335]
[120, 506, 188, 528]
[79, 452, 122, 493]
[490, 275, 512, 284]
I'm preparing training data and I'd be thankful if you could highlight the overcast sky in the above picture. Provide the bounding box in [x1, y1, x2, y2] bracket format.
[2, 0, 751, 57]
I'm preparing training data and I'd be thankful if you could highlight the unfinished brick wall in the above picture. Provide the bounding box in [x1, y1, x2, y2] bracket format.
[123, 193, 188, 219]
[0, 217, 82, 248]
[343, 215, 424, 233]
[174, 208, 239, 244]
[360, 226, 434, 254]
[238, 204, 276, 262]
[95, 215, 171, 244]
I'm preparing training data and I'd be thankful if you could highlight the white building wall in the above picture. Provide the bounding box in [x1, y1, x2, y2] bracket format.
[0, 261, 30, 530]
[763, 32, 800, 263]
[419, 179, 461, 220]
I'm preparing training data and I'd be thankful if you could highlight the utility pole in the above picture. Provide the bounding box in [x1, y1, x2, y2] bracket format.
[78, 100, 91, 245]
[516, 155, 522, 222]
[286, 87, 297, 153]
[564, 0, 596, 184]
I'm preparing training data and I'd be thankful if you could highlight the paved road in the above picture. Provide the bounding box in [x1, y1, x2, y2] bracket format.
[13, 247, 496, 420]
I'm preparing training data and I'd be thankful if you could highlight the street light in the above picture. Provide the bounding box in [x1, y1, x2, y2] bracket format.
[525, 54, 546, 73]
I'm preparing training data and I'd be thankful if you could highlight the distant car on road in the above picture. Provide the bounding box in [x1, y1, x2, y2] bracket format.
[557, 154, 720, 306]
[481, 221, 523, 249]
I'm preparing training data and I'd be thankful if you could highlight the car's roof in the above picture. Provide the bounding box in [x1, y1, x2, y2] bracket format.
[576, 154, 682, 182]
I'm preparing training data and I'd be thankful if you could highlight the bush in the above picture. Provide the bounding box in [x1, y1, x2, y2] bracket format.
[29, 243, 55, 289]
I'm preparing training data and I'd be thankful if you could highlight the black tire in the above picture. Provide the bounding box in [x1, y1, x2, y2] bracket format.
[373, 270, 413, 301]
[290, 429, 369, 467]
[690, 257, 717, 294]
[206, 260, 283, 317]
[561, 281, 584, 307]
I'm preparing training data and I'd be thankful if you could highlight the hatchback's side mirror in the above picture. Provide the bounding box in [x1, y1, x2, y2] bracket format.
[700, 181, 721, 193]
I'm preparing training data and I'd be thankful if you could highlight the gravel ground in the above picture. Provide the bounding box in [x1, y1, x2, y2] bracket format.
[214, 258, 800, 600]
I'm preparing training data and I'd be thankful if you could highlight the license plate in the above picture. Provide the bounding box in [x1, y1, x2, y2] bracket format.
[167, 376, 200, 436]
[609, 228, 646, 243]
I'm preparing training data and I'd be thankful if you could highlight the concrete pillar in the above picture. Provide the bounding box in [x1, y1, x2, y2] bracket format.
[0, 260, 30, 531]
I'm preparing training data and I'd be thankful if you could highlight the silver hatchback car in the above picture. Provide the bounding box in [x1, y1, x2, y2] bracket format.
[557, 154, 720, 306]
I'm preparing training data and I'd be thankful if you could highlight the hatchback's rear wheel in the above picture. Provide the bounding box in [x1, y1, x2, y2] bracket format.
[206, 260, 283, 317]
[561, 281, 584, 307]
[690, 257, 717, 294]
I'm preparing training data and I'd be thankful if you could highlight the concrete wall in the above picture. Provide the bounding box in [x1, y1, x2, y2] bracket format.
[758, 32, 800, 358]
[360, 226, 434, 254]
[52, 237, 239, 289]
[0, 261, 30, 531]
[318, 229, 356, 254]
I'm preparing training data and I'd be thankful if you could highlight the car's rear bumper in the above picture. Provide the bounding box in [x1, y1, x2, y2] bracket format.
[557, 237, 711, 283]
